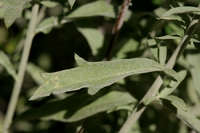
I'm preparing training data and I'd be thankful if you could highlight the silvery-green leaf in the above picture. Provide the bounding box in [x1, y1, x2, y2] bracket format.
[0, 51, 17, 80]
[35, 17, 58, 34]
[162, 95, 200, 132]
[40, 1, 59, 8]
[2, 0, 29, 28]
[155, 35, 181, 40]
[159, 45, 167, 65]
[161, 6, 200, 18]
[22, 90, 137, 122]
[116, 39, 139, 58]
[77, 27, 104, 56]
[74, 54, 88, 66]
[159, 15, 184, 22]
[159, 71, 187, 98]
[30, 57, 178, 100]
[66, 1, 115, 19]
[186, 53, 200, 96]
[68, 0, 76, 8]
[147, 39, 158, 60]
[27, 63, 45, 85]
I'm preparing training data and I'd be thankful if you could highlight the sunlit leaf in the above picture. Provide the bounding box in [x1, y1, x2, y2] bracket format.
[159, 45, 167, 65]
[40, 1, 59, 8]
[66, 1, 115, 19]
[161, 6, 200, 18]
[22, 89, 137, 122]
[30, 56, 179, 100]
[2, 0, 29, 28]
[35, 17, 58, 34]
[0, 51, 17, 79]
[155, 35, 181, 40]
[186, 53, 200, 96]
[116, 39, 139, 59]
[147, 39, 158, 60]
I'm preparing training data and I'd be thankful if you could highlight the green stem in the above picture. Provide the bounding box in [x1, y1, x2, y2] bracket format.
[118, 19, 200, 133]
[3, 4, 39, 133]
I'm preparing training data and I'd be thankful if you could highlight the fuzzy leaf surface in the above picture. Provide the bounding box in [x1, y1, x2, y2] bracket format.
[30, 58, 178, 100]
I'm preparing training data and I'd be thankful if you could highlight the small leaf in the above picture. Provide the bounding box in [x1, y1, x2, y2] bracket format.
[0, 51, 17, 80]
[2, 0, 29, 28]
[27, 63, 45, 85]
[77, 27, 104, 56]
[35, 17, 58, 34]
[155, 35, 181, 40]
[159, 45, 167, 65]
[68, 0, 76, 8]
[40, 1, 59, 8]
[21, 89, 137, 122]
[66, 1, 115, 19]
[162, 95, 200, 132]
[161, 6, 200, 18]
[30, 57, 179, 100]
[159, 71, 187, 98]
[147, 39, 158, 60]
[116, 39, 139, 58]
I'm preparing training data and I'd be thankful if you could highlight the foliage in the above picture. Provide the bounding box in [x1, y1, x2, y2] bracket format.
[0, 0, 200, 133]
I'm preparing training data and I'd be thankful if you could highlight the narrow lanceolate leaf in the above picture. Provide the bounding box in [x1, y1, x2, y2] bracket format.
[66, 1, 115, 19]
[158, 71, 187, 98]
[159, 45, 167, 65]
[40, 1, 59, 8]
[161, 6, 200, 18]
[155, 35, 181, 40]
[30, 57, 179, 100]
[68, 0, 76, 8]
[77, 27, 104, 55]
[21, 90, 137, 122]
[162, 95, 200, 132]
[186, 53, 200, 96]
[0, 51, 17, 80]
[2, 0, 29, 28]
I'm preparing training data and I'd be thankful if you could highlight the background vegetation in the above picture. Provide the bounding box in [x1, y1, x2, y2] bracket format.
[0, 0, 200, 133]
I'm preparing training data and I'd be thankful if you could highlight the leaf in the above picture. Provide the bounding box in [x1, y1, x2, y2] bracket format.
[147, 39, 158, 60]
[21, 89, 137, 122]
[186, 53, 200, 96]
[77, 27, 104, 56]
[40, 1, 59, 8]
[162, 95, 200, 132]
[66, 1, 115, 19]
[159, 45, 167, 65]
[155, 35, 181, 40]
[0, 51, 17, 80]
[30, 57, 179, 100]
[68, 0, 76, 8]
[158, 71, 187, 98]
[2, 0, 29, 28]
[27, 63, 45, 85]
[161, 6, 200, 18]
[116, 39, 139, 58]
[35, 17, 58, 34]
[154, 7, 184, 22]
[74, 54, 88, 66]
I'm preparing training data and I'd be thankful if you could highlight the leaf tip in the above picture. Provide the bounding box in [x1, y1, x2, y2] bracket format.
[74, 53, 88, 66]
